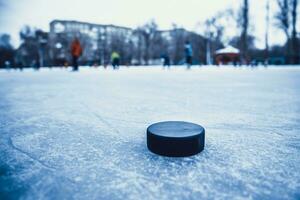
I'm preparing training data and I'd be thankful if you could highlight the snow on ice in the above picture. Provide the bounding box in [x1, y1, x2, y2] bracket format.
[0, 66, 299, 199]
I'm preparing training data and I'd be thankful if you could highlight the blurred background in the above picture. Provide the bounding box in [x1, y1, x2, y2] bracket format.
[0, 0, 299, 68]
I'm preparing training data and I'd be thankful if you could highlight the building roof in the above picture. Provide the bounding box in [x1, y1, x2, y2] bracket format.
[215, 46, 240, 54]
[50, 20, 133, 31]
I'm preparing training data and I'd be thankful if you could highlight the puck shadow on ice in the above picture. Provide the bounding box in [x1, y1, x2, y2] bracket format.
[146, 121, 205, 157]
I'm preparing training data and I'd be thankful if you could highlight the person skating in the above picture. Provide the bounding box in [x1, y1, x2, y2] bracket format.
[184, 41, 193, 68]
[71, 38, 83, 71]
[111, 51, 120, 69]
[161, 53, 170, 68]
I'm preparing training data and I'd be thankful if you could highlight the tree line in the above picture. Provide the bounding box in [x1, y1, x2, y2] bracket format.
[202, 0, 299, 64]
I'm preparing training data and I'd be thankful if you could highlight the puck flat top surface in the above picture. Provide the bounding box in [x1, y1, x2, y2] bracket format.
[147, 121, 204, 138]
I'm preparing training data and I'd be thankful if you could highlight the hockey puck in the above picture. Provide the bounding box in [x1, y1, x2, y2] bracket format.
[147, 121, 205, 157]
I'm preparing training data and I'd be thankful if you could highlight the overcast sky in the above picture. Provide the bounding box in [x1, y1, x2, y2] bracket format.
[0, 0, 291, 48]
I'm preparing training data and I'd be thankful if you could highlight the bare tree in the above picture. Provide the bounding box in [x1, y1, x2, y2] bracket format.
[291, 0, 299, 63]
[240, 0, 249, 64]
[135, 20, 159, 65]
[276, 0, 290, 39]
[0, 34, 15, 68]
[17, 26, 40, 67]
[170, 25, 186, 64]
[265, 0, 270, 65]
[276, 0, 299, 64]
[198, 9, 234, 64]
[133, 28, 143, 64]
[203, 14, 225, 64]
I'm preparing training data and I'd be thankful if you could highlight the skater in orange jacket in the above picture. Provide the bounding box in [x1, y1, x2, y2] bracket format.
[71, 38, 82, 71]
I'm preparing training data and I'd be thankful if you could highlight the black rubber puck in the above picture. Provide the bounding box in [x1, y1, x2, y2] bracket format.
[147, 121, 205, 157]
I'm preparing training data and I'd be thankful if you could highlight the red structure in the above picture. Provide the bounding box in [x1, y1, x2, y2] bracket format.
[215, 46, 240, 65]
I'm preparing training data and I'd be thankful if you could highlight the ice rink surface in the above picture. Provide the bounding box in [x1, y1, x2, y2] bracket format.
[0, 66, 299, 200]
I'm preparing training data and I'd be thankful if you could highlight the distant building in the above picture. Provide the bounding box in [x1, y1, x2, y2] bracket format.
[49, 20, 135, 66]
[48, 20, 210, 66]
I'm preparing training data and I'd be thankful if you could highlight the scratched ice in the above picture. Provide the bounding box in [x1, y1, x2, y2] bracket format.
[0, 66, 299, 200]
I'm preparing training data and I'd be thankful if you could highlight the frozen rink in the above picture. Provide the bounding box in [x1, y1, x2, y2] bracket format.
[0, 66, 300, 200]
